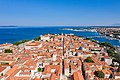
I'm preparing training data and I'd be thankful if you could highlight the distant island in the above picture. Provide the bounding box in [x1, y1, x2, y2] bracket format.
[0, 25, 120, 28]
[0, 25, 18, 27]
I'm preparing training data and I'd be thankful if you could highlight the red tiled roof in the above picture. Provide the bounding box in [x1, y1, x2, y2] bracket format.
[0, 67, 6, 72]
[73, 71, 84, 80]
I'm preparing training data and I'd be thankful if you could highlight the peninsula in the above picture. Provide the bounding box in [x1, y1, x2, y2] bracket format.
[96, 27, 120, 40]
[0, 34, 120, 80]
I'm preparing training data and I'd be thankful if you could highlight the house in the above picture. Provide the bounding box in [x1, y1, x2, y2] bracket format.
[70, 58, 82, 75]
[25, 41, 42, 50]
[114, 72, 120, 79]
[0, 66, 10, 76]
[41, 35, 50, 41]
[50, 74, 60, 80]
[77, 51, 92, 59]
[73, 71, 84, 80]
[42, 65, 62, 80]
[0, 43, 13, 49]
[15, 68, 32, 77]
[52, 53, 57, 61]
[102, 70, 112, 78]
[101, 56, 112, 65]
[91, 47, 101, 53]
[5, 66, 18, 76]
[6, 68, 31, 80]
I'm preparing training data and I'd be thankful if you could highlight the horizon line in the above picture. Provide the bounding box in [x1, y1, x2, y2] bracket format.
[0, 25, 120, 27]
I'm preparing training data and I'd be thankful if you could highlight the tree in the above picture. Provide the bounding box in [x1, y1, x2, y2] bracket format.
[100, 42, 116, 57]
[95, 71, 104, 78]
[117, 66, 120, 72]
[91, 39, 98, 43]
[34, 36, 41, 41]
[21, 40, 29, 43]
[37, 68, 43, 72]
[100, 42, 115, 50]
[107, 49, 116, 57]
[85, 56, 94, 63]
[4, 49, 13, 53]
[114, 54, 120, 63]
[84, 38, 91, 40]
[13, 39, 29, 45]
[78, 36, 83, 37]
[110, 63, 115, 67]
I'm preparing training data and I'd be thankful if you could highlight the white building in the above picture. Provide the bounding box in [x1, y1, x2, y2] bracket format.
[0, 43, 13, 49]
[41, 35, 50, 41]
[104, 57, 112, 65]
[52, 54, 57, 61]
[114, 73, 120, 79]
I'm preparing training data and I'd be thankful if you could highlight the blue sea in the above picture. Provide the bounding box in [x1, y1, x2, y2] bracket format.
[0, 26, 120, 46]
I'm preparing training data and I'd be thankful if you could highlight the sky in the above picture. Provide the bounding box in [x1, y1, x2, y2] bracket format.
[0, 0, 120, 26]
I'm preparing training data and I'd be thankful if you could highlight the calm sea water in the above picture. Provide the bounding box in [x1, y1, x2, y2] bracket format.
[0, 26, 120, 46]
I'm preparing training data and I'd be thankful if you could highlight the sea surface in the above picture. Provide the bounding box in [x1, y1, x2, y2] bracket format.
[0, 26, 120, 46]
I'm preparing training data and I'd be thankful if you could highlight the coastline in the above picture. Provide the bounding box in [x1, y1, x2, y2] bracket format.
[0, 26, 120, 47]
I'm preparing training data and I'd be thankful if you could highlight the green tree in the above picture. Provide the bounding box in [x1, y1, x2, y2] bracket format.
[21, 40, 29, 43]
[100, 42, 116, 57]
[4, 49, 13, 53]
[34, 36, 41, 41]
[117, 66, 120, 72]
[107, 49, 116, 57]
[85, 56, 94, 63]
[91, 39, 98, 43]
[13, 42, 21, 46]
[13, 39, 29, 45]
[37, 68, 43, 72]
[95, 71, 104, 78]
[110, 63, 115, 67]
[114, 54, 120, 63]
[100, 42, 115, 50]
[84, 38, 91, 40]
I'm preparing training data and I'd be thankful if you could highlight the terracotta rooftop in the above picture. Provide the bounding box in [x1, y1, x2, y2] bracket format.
[73, 71, 84, 80]
[0, 67, 6, 72]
